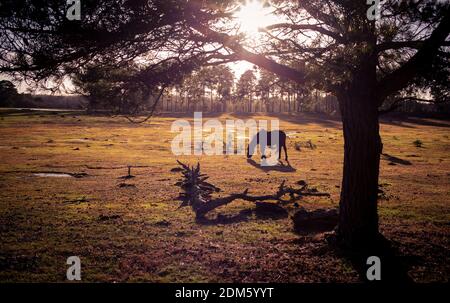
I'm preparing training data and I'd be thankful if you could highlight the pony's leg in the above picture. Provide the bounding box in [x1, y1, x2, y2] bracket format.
[284, 143, 288, 160]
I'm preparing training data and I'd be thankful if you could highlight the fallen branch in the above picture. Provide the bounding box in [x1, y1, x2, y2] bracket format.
[175, 161, 330, 219]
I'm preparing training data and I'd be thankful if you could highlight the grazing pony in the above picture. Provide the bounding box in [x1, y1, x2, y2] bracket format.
[247, 130, 288, 161]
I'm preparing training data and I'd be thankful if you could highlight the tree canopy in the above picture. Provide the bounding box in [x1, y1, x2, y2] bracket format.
[0, 80, 18, 106]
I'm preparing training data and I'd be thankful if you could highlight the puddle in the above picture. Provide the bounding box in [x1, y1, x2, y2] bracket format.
[34, 173, 72, 178]
[286, 131, 299, 138]
[33, 172, 88, 178]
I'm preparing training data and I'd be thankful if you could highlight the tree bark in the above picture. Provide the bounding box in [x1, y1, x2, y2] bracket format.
[336, 84, 382, 249]
[288, 92, 291, 113]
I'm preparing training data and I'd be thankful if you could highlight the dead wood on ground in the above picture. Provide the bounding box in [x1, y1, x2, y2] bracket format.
[175, 160, 330, 219]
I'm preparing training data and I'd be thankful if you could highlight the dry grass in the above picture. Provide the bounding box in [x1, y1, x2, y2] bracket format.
[0, 110, 448, 282]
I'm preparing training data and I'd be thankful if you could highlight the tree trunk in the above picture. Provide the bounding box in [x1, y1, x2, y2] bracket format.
[186, 94, 190, 112]
[202, 86, 206, 111]
[210, 90, 213, 113]
[279, 92, 282, 112]
[288, 92, 291, 113]
[337, 85, 382, 249]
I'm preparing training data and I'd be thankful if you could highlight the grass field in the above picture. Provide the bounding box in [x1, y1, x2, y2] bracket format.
[0, 110, 449, 282]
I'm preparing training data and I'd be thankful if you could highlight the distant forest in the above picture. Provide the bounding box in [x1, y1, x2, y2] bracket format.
[1, 69, 449, 115]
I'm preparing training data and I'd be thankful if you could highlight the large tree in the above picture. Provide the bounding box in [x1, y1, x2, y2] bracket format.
[237, 69, 257, 112]
[185, 0, 450, 249]
[0, 80, 18, 107]
[214, 65, 234, 112]
[257, 69, 279, 112]
[72, 64, 150, 113]
[0, 0, 449, 249]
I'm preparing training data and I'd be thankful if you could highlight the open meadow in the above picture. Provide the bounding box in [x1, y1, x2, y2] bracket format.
[0, 110, 449, 282]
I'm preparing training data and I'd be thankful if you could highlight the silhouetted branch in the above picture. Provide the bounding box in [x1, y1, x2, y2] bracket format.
[377, 12, 450, 101]
[378, 96, 434, 115]
[175, 161, 330, 219]
[123, 85, 167, 123]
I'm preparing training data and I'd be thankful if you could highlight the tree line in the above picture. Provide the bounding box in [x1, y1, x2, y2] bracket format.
[73, 63, 340, 115]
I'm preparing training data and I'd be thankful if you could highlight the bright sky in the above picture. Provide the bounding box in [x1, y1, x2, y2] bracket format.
[234, 0, 279, 36]
[230, 0, 280, 77]
[229, 61, 255, 78]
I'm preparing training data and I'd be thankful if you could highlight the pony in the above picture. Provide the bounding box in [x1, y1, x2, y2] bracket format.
[247, 130, 288, 161]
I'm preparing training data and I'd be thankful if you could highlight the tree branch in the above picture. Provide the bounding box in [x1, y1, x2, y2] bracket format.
[378, 96, 433, 116]
[123, 85, 167, 123]
[376, 40, 450, 52]
[377, 11, 450, 102]
[265, 23, 344, 42]
[189, 22, 306, 83]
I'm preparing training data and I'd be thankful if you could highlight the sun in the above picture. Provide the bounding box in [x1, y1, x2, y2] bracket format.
[234, 0, 277, 37]
[230, 1, 279, 76]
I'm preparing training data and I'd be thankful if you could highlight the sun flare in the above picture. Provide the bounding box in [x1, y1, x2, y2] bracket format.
[234, 0, 277, 37]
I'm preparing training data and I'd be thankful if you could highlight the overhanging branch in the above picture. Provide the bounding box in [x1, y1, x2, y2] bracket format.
[378, 96, 434, 116]
[123, 85, 167, 123]
[376, 40, 450, 52]
[265, 23, 344, 43]
[189, 22, 306, 83]
[377, 11, 450, 102]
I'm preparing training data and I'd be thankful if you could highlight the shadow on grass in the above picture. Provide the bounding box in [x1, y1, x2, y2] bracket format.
[314, 233, 420, 283]
[290, 211, 418, 282]
[195, 202, 288, 226]
[246, 158, 296, 173]
[0, 108, 85, 117]
[160, 112, 225, 119]
[380, 113, 450, 129]
[279, 113, 342, 128]
[382, 153, 412, 165]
